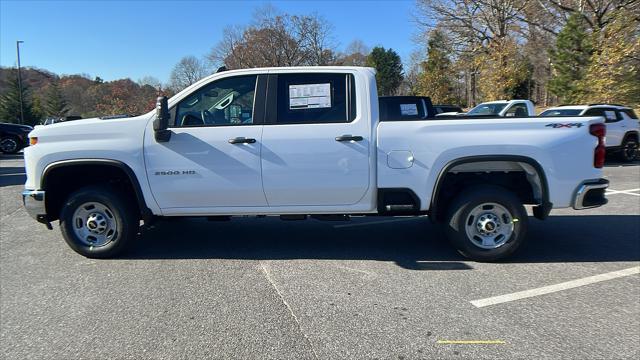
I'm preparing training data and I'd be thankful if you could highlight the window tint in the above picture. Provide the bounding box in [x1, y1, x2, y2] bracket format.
[505, 103, 528, 117]
[174, 75, 257, 127]
[621, 109, 638, 119]
[539, 109, 583, 116]
[434, 106, 461, 114]
[467, 103, 507, 116]
[603, 110, 620, 122]
[583, 108, 604, 116]
[276, 73, 355, 124]
[379, 97, 426, 121]
[583, 108, 622, 122]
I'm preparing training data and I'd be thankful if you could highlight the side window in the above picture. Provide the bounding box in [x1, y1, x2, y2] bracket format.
[583, 108, 621, 122]
[603, 109, 620, 122]
[174, 75, 257, 127]
[380, 98, 426, 121]
[505, 103, 528, 117]
[583, 108, 604, 117]
[621, 109, 638, 119]
[275, 73, 356, 124]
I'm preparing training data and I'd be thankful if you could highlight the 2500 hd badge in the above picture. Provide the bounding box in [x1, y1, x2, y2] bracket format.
[155, 170, 197, 175]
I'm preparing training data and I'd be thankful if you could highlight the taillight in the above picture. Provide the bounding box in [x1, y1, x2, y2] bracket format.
[590, 123, 606, 168]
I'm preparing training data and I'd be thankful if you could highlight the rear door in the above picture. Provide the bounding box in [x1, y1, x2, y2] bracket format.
[260, 71, 371, 207]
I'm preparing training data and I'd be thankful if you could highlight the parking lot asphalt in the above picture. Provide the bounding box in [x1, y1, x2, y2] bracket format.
[1, 154, 639, 359]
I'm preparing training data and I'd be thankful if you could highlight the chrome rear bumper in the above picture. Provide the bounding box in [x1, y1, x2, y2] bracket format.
[572, 179, 609, 210]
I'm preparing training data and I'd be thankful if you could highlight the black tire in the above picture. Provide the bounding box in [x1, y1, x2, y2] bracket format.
[60, 185, 138, 258]
[444, 185, 528, 262]
[0, 136, 21, 154]
[619, 137, 639, 162]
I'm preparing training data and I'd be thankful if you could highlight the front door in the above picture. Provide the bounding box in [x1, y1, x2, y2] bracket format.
[260, 72, 371, 207]
[144, 74, 268, 211]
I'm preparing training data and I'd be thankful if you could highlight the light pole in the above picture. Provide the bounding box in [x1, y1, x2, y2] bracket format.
[16, 40, 25, 125]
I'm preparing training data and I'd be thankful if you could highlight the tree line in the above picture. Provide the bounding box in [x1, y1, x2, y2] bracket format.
[1, 1, 637, 125]
[0, 68, 160, 126]
[412, 0, 639, 107]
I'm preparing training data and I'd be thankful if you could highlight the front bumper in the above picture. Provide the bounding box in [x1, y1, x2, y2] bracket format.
[572, 179, 609, 210]
[22, 190, 48, 223]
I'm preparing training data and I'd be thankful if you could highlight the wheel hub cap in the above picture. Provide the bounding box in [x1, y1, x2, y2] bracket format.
[86, 213, 107, 234]
[465, 203, 515, 249]
[477, 214, 500, 235]
[72, 202, 117, 247]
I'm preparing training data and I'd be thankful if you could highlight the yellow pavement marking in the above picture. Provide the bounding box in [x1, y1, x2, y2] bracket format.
[437, 340, 505, 344]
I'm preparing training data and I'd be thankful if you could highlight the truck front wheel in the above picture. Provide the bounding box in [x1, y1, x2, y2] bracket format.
[444, 185, 528, 261]
[60, 185, 138, 258]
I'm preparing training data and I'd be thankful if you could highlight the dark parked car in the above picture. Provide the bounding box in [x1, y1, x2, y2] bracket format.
[0, 123, 32, 154]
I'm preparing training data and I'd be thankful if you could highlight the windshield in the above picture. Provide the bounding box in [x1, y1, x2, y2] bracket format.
[540, 109, 583, 116]
[467, 103, 507, 115]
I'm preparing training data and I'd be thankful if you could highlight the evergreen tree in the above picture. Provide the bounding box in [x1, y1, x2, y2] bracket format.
[415, 29, 458, 104]
[44, 81, 69, 117]
[548, 14, 593, 103]
[0, 69, 36, 125]
[366, 47, 403, 96]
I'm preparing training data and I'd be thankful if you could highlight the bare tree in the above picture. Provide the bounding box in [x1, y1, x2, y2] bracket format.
[542, 0, 639, 31]
[209, 25, 248, 68]
[416, 0, 529, 47]
[169, 56, 209, 92]
[336, 40, 370, 66]
[208, 9, 337, 69]
[297, 14, 337, 65]
[137, 76, 161, 89]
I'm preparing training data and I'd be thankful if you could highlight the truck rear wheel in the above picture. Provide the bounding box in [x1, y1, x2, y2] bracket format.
[60, 185, 138, 258]
[444, 185, 528, 261]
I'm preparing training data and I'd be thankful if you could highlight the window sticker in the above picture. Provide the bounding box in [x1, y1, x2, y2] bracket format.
[400, 103, 419, 116]
[289, 83, 331, 110]
[604, 110, 617, 120]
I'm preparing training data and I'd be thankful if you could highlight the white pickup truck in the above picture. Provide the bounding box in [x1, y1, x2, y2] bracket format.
[465, 100, 536, 117]
[22, 67, 609, 261]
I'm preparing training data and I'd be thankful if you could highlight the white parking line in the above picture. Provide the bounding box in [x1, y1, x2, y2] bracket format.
[606, 188, 640, 196]
[333, 217, 421, 229]
[470, 266, 640, 308]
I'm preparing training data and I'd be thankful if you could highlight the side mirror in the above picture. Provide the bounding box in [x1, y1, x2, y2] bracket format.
[154, 96, 171, 142]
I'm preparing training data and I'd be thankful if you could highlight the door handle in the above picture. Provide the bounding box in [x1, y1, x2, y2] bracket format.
[228, 137, 256, 144]
[335, 135, 363, 142]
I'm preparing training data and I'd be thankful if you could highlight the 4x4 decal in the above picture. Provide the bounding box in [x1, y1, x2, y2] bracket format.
[545, 123, 584, 128]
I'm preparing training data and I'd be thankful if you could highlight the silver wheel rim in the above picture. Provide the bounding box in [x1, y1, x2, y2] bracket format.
[0, 138, 18, 153]
[464, 202, 515, 249]
[72, 202, 117, 247]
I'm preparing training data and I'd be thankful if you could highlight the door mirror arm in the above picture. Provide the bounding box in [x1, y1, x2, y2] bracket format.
[154, 96, 171, 142]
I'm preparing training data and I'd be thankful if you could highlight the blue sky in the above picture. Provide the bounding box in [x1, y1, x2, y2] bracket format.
[1, 0, 420, 83]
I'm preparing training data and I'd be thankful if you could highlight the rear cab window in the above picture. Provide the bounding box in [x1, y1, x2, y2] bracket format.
[505, 103, 528, 117]
[379, 97, 428, 121]
[539, 109, 583, 116]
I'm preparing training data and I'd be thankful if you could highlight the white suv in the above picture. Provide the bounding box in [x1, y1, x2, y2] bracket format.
[540, 104, 639, 162]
